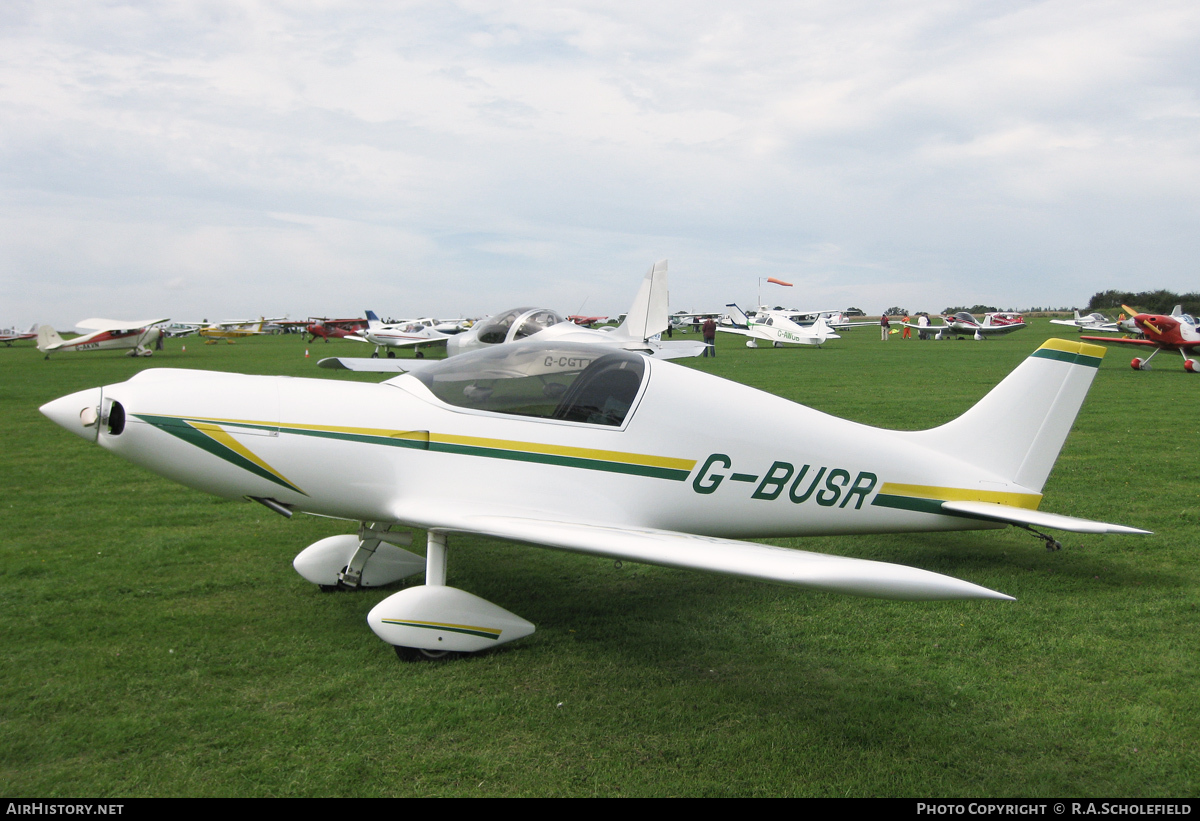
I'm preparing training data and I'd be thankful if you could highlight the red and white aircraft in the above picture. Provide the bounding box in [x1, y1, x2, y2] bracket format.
[1, 324, 38, 346]
[1082, 305, 1200, 372]
[37, 318, 168, 359]
[306, 318, 368, 343]
[905, 312, 1027, 340]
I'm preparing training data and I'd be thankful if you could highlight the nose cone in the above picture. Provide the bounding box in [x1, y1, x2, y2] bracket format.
[40, 387, 103, 442]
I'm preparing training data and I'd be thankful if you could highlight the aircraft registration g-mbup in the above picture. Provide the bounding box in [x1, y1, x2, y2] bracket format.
[41, 337, 1147, 660]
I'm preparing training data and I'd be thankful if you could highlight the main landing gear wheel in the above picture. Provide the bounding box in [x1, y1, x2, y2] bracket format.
[393, 645, 460, 662]
[371, 352, 379, 359]
[387, 351, 396, 358]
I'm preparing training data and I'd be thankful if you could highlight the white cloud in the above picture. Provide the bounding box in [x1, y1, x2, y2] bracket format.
[4, 1, 1200, 327]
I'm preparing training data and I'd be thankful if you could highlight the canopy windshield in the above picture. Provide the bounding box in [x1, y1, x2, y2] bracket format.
[412, 343, 646, 426]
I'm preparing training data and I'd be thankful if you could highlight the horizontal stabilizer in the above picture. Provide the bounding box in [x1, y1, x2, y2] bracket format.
[419, 514, 1013, 601]
[648, 340, 709, 359]
[318, 357, 431, 373]
[941, 501, 1151, 535]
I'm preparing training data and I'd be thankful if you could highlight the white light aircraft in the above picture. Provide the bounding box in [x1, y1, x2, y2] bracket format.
[334, 261, 707, 368]
[1, 324, 38, 346]
[1049, 311, 1121, 333]
[718, 304, 841, 348]
[348, 312, 455, 358]
[41, 337, 1147, 659]
[37, 319, 168, 359]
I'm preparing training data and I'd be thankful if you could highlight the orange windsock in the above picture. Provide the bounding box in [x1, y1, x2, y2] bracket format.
[766, 277, 793, 287]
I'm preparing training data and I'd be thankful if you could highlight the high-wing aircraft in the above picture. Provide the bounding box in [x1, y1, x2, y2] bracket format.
[718, 304, 841, 348]
[305, 317, 369, 343]
[905, 312, 1027, 340]
[439, 260, 706, 360]
[1082, 305, 1200, 371]
[1, 324, 38, 346]
[41, 337, 1146, 659]
[348, 312, 455, 358]
[567, 314, 608, 327]
[198, 318, 279, 343]
[37, 318, 168, 359]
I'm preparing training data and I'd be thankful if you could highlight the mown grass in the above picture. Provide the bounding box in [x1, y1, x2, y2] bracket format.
[1, 327, 1196, 797]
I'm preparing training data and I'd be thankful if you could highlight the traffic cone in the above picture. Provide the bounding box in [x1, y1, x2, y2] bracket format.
[181, 345, 186, 352]
[305, 349, 309, 358]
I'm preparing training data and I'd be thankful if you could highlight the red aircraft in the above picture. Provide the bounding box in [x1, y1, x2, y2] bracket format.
[567, 314, 608, 327]
[306, 317, 368, 343]
[1082, 305, 1200, 372]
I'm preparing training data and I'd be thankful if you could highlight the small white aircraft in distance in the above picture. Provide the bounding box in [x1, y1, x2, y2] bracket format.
[905, 311, 1027, 341]
[348, 312, 455, 358]
[1049, 311, 1120, 333]
[1, 324, 38, 346]
[41, 337, 1147, 659]
[37, 318, 168, 359]
[360, 260, 708, 363]
[718, 304, 841, 348]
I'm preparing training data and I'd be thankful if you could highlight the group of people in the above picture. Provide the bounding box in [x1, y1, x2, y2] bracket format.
[880, 314, 933, 341]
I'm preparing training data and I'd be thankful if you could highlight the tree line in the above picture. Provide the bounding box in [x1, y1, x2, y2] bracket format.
[1087, 290, 1200, 316]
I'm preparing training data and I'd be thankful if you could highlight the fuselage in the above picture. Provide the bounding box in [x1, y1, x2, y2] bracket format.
[43, 348, 1035, 541]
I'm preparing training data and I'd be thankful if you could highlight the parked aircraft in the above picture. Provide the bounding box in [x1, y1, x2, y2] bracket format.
[198, 318, 280, 343]
[718, 304, 841, 348]
[349, 312, 455, 358]
[567, 315, 608, 327]
[41, 337, 1146, 659]
[905, 312, 1027, 340]
[306, 318, 368, 343]
[441, 260, 706, 360]
[1, 324, 38, 346]
[37, 318, 167, 359]
[1049, 311, 1121, 333]
[1082, 305, 1200, 371]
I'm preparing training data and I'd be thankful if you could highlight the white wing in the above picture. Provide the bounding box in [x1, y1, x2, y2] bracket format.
[76, 317, 169, 331]
[403, 512, 1014, 601]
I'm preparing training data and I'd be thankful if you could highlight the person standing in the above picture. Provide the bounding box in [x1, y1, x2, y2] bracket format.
[702, 317, 717, 357]
[901, 314, 911, 339]
[880, 312, 890, 341]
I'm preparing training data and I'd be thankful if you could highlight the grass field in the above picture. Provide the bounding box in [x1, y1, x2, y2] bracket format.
[2, 326, 1196, 797]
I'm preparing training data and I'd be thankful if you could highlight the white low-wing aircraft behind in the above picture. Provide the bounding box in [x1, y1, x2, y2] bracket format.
[41, 337, 1146, 659]
[444, 260, 707, 360]
[348, 312, 455, 358]
[719, 304, 841, 347]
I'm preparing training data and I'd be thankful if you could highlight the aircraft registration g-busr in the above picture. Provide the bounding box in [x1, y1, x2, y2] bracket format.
[41, 337, 1146, 659]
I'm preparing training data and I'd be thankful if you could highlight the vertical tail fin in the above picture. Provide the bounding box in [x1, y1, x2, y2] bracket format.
[725, 304, 751, 328]
[37, 325, 63, 352]
[907, 340, 1106, 492]
[614, 260, 669, 341]
[365, 310, 382, 329]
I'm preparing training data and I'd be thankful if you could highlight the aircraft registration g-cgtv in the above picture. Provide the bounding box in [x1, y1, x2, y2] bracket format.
[41, 337, 1147, 659]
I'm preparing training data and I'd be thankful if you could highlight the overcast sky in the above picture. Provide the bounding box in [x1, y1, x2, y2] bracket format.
[3, 1, 1199, 329]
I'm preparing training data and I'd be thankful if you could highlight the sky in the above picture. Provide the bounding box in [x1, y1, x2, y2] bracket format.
[3, 1, 1199, 330]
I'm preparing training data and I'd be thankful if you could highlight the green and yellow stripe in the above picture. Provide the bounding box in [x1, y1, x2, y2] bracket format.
[872, 482, 1042, 515]
[1031, 338, 1106, 367]
[134, 414, 697, 488]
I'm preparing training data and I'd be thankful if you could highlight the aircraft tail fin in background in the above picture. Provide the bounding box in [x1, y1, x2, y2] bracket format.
[364, 310, 382, 329]
[614, 260, 669, 341]
[725, 304, 751, 328]
[907, 339, 1107, 493]
[37, 325, 63, 352]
